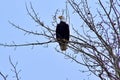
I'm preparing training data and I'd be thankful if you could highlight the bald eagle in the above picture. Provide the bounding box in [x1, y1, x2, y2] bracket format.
[56, 16, 70, 51]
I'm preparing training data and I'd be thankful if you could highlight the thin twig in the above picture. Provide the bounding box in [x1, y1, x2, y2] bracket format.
[0, 72, 7, 80]
[9, 56, 20, 80]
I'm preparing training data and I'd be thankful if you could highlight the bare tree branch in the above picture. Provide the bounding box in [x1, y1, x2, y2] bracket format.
[9, 56, 21, 80]
[0, 72, 8, 80]
[0, 41, 55, 48]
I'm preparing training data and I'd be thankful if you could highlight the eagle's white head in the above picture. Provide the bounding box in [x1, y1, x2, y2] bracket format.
[58, 16, 65, 22]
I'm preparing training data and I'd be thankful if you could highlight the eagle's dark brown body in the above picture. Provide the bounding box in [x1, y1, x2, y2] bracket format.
[56, 21, 70, 51]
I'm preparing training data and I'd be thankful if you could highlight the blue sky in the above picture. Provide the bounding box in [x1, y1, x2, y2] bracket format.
[0, 0, 99, 80]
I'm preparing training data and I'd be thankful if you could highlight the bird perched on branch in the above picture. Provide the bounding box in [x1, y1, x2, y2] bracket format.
[56, 16, 70, 51]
